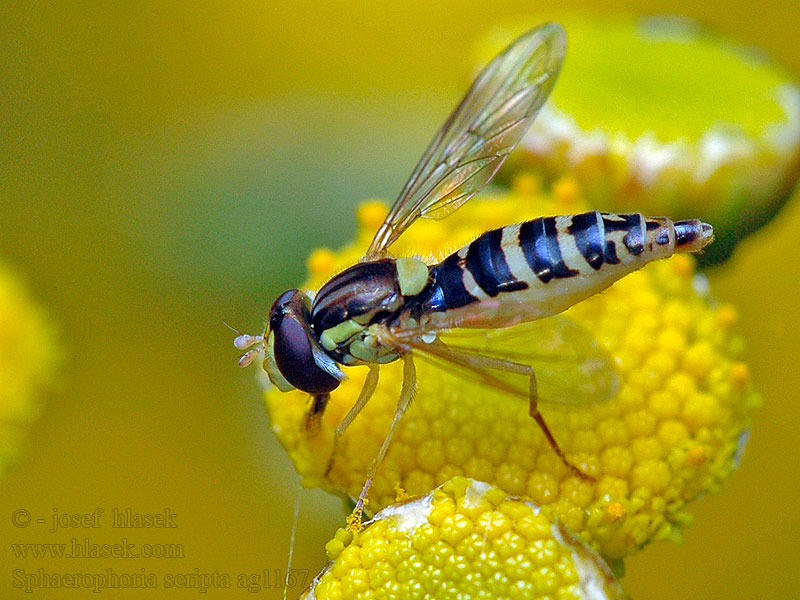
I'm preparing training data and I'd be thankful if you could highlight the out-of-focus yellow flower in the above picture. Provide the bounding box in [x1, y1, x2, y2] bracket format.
[476, 15, 800, 264]
[0, 260, 59, 478]
[264, 180, 759, 559]
[301, 477, 627, 600]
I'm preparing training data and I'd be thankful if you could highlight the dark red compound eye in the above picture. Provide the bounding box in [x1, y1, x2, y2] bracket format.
[270, 290, 341, 395]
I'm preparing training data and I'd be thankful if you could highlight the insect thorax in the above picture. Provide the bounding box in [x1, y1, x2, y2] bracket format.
[310, 257, 431, 366]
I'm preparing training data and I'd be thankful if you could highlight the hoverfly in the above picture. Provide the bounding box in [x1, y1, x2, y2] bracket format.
[236, 22, 713, 524]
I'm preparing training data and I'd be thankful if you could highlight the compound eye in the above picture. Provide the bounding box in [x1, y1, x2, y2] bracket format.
[270, 292, 341, 395]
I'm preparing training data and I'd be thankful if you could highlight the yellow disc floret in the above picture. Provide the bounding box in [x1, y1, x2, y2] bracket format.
[0, 260, 59, 479]
[264, 185, 759, 560]
[301, 477, 626, 600]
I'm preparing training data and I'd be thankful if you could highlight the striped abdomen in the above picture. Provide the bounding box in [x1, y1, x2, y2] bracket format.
[412, 211, 713, 329]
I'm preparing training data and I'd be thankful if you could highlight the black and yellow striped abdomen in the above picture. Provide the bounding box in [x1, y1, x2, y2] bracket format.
[411, 211, 713, 329]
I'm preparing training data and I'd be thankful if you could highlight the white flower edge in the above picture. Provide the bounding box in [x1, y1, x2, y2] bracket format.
[522, 82, 800, 186]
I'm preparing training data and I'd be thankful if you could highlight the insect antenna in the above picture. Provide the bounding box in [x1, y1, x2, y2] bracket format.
[222, 321, 243, 335]
[227, 321, 266, 366]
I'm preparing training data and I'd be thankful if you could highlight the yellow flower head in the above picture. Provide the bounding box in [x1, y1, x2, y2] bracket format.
[264, 180, 759, 559]
[476, 15, 800, 264]
[0, 260, 59, 478]
[303, 477, 626, 600]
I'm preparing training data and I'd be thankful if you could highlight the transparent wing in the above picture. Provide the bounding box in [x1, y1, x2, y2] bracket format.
[366, 23, 566, 258]
[408, 315, 619, 409]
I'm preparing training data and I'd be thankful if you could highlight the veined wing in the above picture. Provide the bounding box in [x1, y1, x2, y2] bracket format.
[366, 23, 566, 258]
[408, 316, 619, 409]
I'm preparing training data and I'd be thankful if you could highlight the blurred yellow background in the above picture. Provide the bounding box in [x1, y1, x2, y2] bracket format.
[1, 1, 798, 598]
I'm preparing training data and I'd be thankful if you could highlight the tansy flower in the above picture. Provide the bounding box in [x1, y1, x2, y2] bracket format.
[475, 15, 800, 264]
[263, 180, 759, 560]
[301, 477, 626, 600]
[0, 260, 59, 478]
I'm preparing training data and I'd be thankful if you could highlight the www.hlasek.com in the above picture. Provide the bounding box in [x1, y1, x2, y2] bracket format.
[11, 538, 184, 559]
[12, 568, 310, 593]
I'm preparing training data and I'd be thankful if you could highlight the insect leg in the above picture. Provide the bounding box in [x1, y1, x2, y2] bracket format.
[470, 356, 591, 481]
[349, 354, 416, 530]
[412, 339, 593, 481]
[304, 393, 330, 436]
[325, 365, 380, 478]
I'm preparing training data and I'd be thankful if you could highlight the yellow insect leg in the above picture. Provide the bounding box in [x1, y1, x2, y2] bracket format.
[325, 365, 380, 479]
[348, 355, 416, 531]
